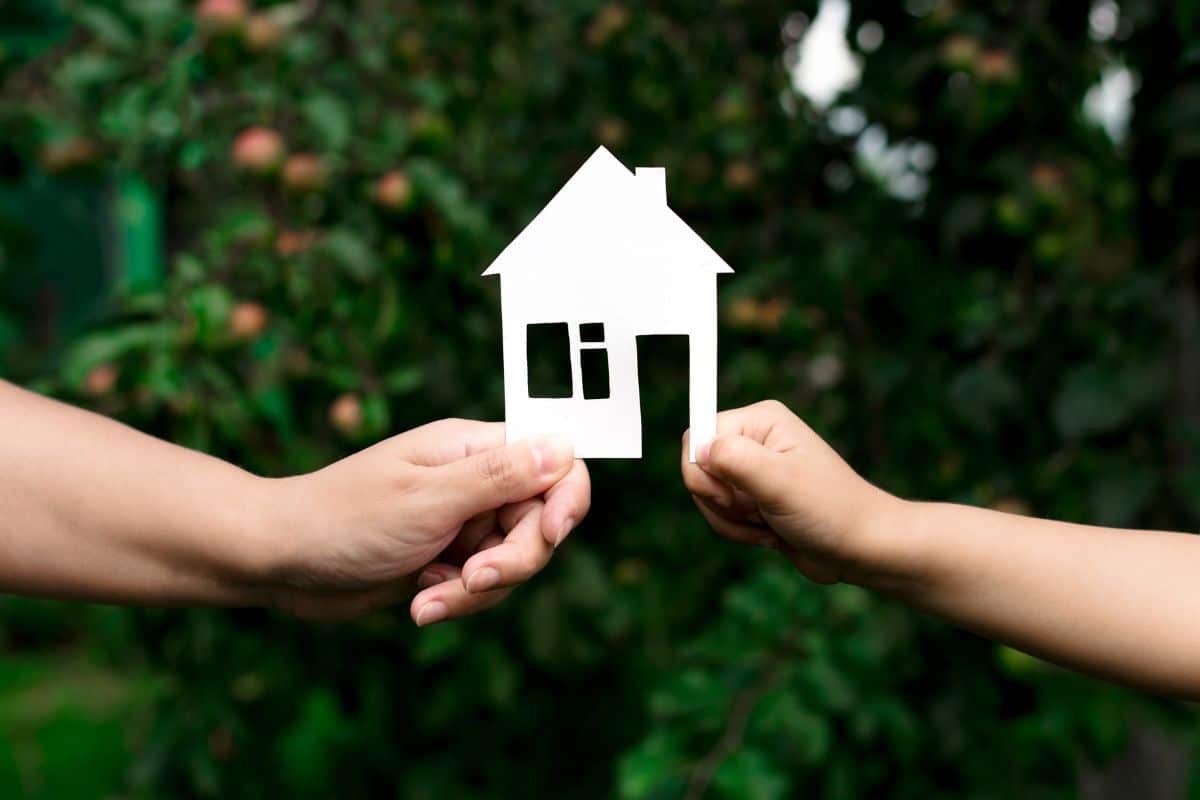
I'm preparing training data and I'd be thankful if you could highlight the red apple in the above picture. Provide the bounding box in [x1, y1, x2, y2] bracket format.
[243, 13, 282, 51]
[373, 170, 413, 211]
[723, 160, 758, 191]
[281, 153, 327, 192]
[275, 229, 319, 256]
[229, 301, 269, 340]
[595, 117, 627, 147]
[329, 393, 364, 436]
[232, 126, 285, 173]
[586, 4, 631, 48]
[40, 137, 99, 173]
[196, 0, 247, 33]
[83, 363, 119, 397]
[939, 34, 979, 69]
[977, 49, 1017, 82]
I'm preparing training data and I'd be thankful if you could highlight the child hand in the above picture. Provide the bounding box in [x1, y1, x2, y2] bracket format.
[682, 400, 898, 584]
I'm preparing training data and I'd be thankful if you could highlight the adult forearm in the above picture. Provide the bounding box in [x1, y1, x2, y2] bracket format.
[0, 381, 270, 605]
[861, 498, 1200, 697]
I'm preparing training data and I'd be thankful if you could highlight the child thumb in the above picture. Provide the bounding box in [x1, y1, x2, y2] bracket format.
[699, 434, 786, 505]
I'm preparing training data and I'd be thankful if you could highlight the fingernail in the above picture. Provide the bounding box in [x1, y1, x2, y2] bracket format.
[696, 441, 712, 465]
[417, 569, 445, 590]
[531, 436, 573, 475]
[465, 566, 500, 593]
[416, 601, 447, 627]
[554, 516, 576, 547]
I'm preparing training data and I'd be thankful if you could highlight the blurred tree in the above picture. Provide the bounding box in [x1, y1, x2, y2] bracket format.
[0, 1, 1197, 798]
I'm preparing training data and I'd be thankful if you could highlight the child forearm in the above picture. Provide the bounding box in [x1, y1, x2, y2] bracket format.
[869, 500, 1200, 698]
[685, 400, 1200, 699]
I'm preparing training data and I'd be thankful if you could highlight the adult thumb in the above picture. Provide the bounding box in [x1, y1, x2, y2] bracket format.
[431, 436, 575, 521]
[699, 434, 787, 507]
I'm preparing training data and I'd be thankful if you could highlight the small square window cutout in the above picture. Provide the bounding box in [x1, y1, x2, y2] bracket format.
[580, 323, 605, 343]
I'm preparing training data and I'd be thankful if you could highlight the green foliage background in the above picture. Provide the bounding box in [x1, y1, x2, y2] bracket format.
[1, 0, 1199, 797]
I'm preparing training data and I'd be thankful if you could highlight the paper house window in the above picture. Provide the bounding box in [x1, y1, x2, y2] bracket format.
[580, 323, 605, 343]
[579, 323, 610, 399]
[526, 322, 572, 398]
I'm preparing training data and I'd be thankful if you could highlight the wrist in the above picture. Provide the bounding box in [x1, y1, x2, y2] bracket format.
[121, 466, 293, 608]
[209, 473, 301, 602]
[840, 488, 931, 594]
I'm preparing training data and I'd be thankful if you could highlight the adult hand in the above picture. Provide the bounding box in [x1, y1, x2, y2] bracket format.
[263, 418, 590, 624]
[0, 383, 588, 624]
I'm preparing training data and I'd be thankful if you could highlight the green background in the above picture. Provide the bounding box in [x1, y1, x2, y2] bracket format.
[2, 0, 1199, 797]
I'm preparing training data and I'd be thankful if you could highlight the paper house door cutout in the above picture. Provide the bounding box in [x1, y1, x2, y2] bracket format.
[483, 146, 733, 460]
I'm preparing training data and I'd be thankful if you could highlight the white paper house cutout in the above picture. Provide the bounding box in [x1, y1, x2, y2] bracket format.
[483, 146, 733, 460]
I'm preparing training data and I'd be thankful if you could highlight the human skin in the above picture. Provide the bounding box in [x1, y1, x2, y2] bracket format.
[0, 380, 589, 625]
[682, 400, 1200, 699]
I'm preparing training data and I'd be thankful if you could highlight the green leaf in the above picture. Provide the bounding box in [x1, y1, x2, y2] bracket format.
[61, 322, 176, 386]
[712, 749, 790, 800]
[754, 691, 831, 765]
[1053, 362, 1166, 439]
[56, 52, 122, 92]
[303, 93, 352, 151]
[318, 229, 377, 282]
[412, 623, 466, 665]
[252, 385, 294, 439]
[77, 8, 135, 50]
[360, 392, 390, 437]
[125, 0, 183, 37]
[384, 366, 423, 394]
[1089, 466, 1157, 527]
[277, 689, 355, 794]
[617, 731, 687, 800]
[0, 312, 17, 353]
[947, 361, 1020, 434]
[184, 284, 233, 346]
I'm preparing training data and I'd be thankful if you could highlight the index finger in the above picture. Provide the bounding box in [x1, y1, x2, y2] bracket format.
[395, 418, 507, 466]
[712, 400, 796, 449]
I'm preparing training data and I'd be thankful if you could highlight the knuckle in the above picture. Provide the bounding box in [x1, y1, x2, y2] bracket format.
[759, 399, 787, 416]
[516, 552, 543, 577]
[477, 449, 518, 492]
[429, 417, 470, 442]
[392, 464, 425, 494]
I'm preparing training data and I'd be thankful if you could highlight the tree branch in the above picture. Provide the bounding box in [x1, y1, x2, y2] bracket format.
[683, 644, 795, 800]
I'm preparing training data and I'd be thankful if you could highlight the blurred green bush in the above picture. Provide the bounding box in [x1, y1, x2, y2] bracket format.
[1, 0, 1198, 797]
